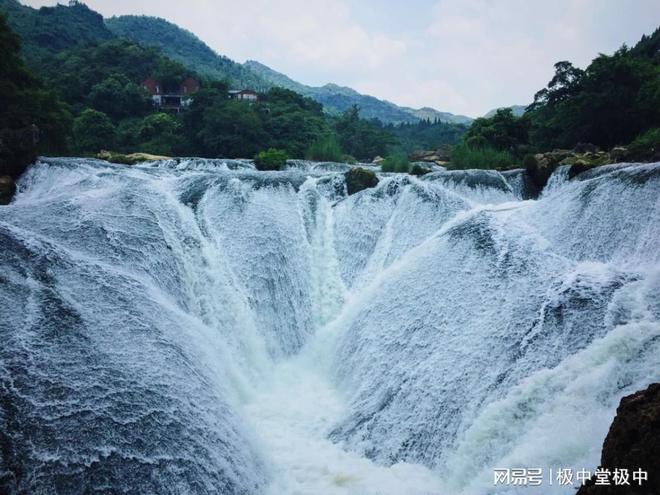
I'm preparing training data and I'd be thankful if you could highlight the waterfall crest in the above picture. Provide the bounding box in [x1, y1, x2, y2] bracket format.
[1, 158, 658, 494]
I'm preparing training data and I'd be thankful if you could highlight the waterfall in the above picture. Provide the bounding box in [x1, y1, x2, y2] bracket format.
[1, 157, 658, 494]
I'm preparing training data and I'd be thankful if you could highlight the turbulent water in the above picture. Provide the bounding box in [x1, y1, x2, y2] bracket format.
[0, 157, 658, 495]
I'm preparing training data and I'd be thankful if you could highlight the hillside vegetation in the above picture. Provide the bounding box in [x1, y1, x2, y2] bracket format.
[449, 26, 660, 169]
[0, 6, 395, 166]
[104, 13, 474, 126]
[106, 15, 269, 91]
[0, 13, 70, 178]
[0, 0, 657, 177]
[245, 60, 473, 125]
[0, 0, 112, 65]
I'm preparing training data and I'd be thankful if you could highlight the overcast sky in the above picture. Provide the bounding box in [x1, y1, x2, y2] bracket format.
[24, 0, 660, 117]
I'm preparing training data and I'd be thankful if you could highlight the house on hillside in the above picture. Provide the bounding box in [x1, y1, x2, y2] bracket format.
[142, 76, 200, 111]
[228, 89, 260, 102]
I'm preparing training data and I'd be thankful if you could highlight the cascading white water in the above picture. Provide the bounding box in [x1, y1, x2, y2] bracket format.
[0, 157, 658, 495]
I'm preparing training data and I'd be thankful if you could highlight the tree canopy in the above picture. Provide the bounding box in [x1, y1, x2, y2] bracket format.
[2, 2, 658, 171]
[0, 12, 71, 176]
[454, 28, 660, 168]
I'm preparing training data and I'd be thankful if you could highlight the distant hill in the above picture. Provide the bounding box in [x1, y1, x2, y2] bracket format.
[245, 60, 473, 125]
[0, 0, 473, 126]
[483, 105, 527, 118]
[0, 0, 112, 63]
[105, 15, 269, 91]
[403, 106, 473, 125]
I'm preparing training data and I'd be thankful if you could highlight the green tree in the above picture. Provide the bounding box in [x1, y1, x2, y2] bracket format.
[0, 0, 113, 65]
[529, 61, 585, 109]
[259, 88, 329, 157]
[0, 13, 71, 177]
[72, 108, 116, 153]
[463, 108, 529, 154]
[88, 73, 151, 120]
[115, 118, 142, 151]
[306, 134, 344, 161]
[137, 112, 184, 155]
[527, 48, 660, 149]
[254, 148, 288, 171]
[380, 153, 410, 172]
[449, 143, 515, 170]
[335, 105, 394, 160]
[39, 40, 191, 108]
[153, 57, 187, 92]
[188, 99, 267, 158]
[387, 119, 467, 154]
[627, 127, 660, 160]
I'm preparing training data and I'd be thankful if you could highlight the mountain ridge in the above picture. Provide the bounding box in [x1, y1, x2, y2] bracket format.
[105, 15, 270, 91]
[0, 0, 473, 125]
[244, 59, 473, 125]
[106, 12, 473, 125]
[0, 0, 113, 62]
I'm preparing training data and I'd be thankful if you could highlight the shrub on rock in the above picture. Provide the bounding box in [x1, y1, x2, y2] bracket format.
[381, 153, 410, 173]
[254, 148, 288, 171]
[627, 128, 660, 161]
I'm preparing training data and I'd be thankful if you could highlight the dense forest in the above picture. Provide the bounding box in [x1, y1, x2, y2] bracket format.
[385, 119, 468, 154]
[0, 13, 71, 177]
[0, 0, 658, 179]
[0, 3, 397, 169]
[106, 14, 475, 125]
[105, 15, 270, 92]
[452, 27, 660, 168]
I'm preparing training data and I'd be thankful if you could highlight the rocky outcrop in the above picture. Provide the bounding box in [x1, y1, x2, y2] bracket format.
[344, 167, 379, 195]
[0, 176, 17, 205]
[409, 164, 432, 176]
[577, 383, 660, 494]
[525, 146, 630, 190]
[409, 146, 451, 166]
[525, 149, 573, 189]
[97, 151, 171, 165]
[0, 125, 40, 176]
[0, 125, 40, 204]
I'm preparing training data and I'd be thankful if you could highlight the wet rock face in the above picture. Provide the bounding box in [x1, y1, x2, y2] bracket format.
[0, 176, 16, 205]
[0, 125, 40, 205]
[344, 167, 379, 195]
[577, 383, 660, 494]
[409, 146, 451, 165]
[525, 146, 631, 190]
[526, 150, 573, 189]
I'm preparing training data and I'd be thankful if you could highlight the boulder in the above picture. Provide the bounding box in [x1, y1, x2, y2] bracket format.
[525, 150, 569, 189]
[526, 148, 619, 188]
[0, 175, 17, 205]
[0, 125, 40, 178]
[574, 142, 600, 153]
[372, 156, 384, 164]
[576, 383, 660, 494]
[610, 147, 629, 163]
[434, 145, 452, 162]
[409, 164, 431, 176]
[344, 167, 379, 195]
[98, 151, 170, 165]
[409, 146, 451, 164]
[568, 160, 592, 179]
[409, 150, 433, 162]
